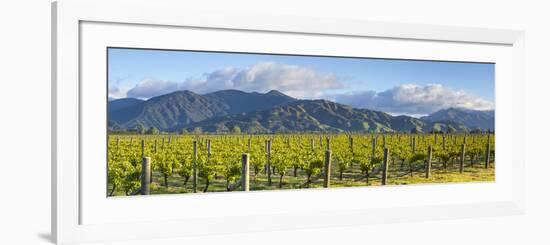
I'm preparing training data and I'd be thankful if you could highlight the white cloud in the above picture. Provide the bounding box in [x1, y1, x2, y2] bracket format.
[124, 62, 342, 99]
[334, 84, 494, 116]
[108, 85, 129, 99]
[126, 78, 180, 99]
[229, 62, 341, 98]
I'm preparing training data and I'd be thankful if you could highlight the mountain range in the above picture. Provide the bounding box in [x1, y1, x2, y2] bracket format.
[108, 90, 494, 133]
[421, 107, 494, 130]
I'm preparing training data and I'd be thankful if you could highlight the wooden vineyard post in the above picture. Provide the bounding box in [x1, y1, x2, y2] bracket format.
[425, 145, 432, 178]
[326, 137, 331, 151]
[310, 138, 315, 151]
[207, 139, 211, 157]
[381, 148, 390, 185]
[267, 139, 272, 186]
[141, 139, 145, 158]
[349, 135, 354, 168]
[412, 137, 416, 153]
[142, 139, 153, 184]
[442, 136, 446, 150]
[485, 143, 491, 168]
[264, 140, 268, 174]
[460, 144, 466, 173]
[371, 137, 377, 158]
[141, 157, 151, 195]
[193, 140, 198, 193]
[241, 153, 250, 191]
[323, 149, 332, 188]
[485, 134, 491, 168]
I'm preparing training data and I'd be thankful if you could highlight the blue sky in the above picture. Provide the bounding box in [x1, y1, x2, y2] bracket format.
[108, 48, 495, 116]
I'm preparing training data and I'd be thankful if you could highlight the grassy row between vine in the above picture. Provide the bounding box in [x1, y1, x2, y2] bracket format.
[109, 160, 494, 196]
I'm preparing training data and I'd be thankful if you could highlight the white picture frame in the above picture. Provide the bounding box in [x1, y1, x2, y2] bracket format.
[52, 0, 525, 244]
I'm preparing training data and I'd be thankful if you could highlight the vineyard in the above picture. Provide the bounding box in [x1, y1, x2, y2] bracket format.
[107, 133, 495, 196]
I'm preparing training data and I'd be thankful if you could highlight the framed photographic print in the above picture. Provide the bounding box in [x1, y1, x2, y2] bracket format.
[52, 0, 525, 244]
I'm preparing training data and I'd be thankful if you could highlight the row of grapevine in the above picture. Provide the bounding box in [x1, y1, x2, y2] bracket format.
[107, 133, 494, 196]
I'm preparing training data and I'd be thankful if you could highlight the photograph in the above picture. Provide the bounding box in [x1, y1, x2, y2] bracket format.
[107, 47, 495, 196]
